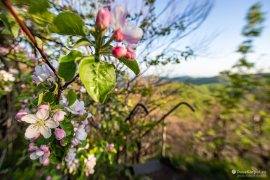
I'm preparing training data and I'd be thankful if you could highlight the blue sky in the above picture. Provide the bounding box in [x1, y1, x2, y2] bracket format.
[145, 0, 270, 77]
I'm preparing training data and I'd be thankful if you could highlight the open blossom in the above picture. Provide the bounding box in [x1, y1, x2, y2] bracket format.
[111, 5, 143, 47]
[32, 64, 55, 84]
[85, 154, 96, 176]
[32, 61, 58, 84]
[30, 144, 50, 166]
[21, 109, 59, 139]
[96, 8, 111, 30]
[66, 99, 86, 116]
[65, 148, 79, 173]
[72, 124, 87, 146]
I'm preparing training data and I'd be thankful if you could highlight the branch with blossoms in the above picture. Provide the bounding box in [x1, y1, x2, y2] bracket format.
[2, 0, 143, 177]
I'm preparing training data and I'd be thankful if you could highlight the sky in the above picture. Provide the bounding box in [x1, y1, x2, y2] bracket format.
[145, 0, 270, 77]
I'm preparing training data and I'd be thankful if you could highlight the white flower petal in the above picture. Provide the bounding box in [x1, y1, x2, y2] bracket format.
[111, 5, 127, 29]
[45, 119, 59, 128]
[30, 152, 40, 160]
[36, 149, 44, 156]
[39, 126, 51, 139]
[21, 114, 38, 123]
[36, 109, 49, 120]
[25, 124, 39, 139]
[123, 23, 143, 45]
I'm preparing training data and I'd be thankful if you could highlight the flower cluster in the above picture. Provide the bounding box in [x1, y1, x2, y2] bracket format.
[64, 119, 93, 174]
[85, 154, 96, 176]
[15, 104, 66, 166]
[29, 144, 50, 166]
[0, 69, 16, 93]
[96, 5, 143, 59]
[14, 3, 143, 177]
[65, 148, 79, 173]
[21, 105, 64, 139]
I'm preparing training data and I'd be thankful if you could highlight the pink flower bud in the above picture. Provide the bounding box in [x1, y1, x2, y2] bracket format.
[113, 29, 124, 42]
[54, 128, 66, 140]
[112, 46, 127, 58]
[53, 110, 66, 122]
[38, 104, 49, 111]
[125, 48, 136, 60]
[96, 8, 111, 30]
[15, 110, 28, 122]
[42, 158, 50, 166]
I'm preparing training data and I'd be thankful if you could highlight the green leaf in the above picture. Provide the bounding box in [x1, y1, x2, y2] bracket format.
[119, 58, 140, 75]
[0, 13, 20, 37]
[73, 37, 93, 48]
[58, 50, 83, 82]
[29, 10, 55, 27]
[43, 91, 56, 104]
[67, 89, 77, 106]
[50, 12, 86, 36]
[79, 56, 116, 102]
[38, 92, 44, 105]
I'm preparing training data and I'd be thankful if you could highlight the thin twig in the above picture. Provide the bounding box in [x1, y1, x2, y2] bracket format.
[1, 0, 58, 78]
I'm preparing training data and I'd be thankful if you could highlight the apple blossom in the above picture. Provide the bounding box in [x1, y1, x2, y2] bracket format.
[54, 128, 66, 140]
[32, 64, 56, 84]
[30, 144, 50, 166]
[0, 70, 15, 82]
[111, 6, 143, 47]
[112, 46, 127, 58]
[96, 8, 111, 30]
[21, 109, 59, 139]
[85, 154, 96, 176]
[75, 125, 87, 141]
[38, 104, 49, 111]
[66, 99, 86, 116]
[15, 110, 28, 122]
[53, 110, 66, 122]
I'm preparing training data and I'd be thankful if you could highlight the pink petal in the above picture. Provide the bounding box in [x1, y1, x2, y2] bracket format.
[123, 23, 143, 46]
[25, 124, 39, 139]
[111, 5, 127, 29]
[39, 126, 51, 139]
[45, 119, 59, 128]
[36, 109, 49, 120]
[21, 114, 38, 124]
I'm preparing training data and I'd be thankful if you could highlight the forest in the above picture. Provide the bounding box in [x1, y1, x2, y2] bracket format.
[0, 0, 270, 179]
